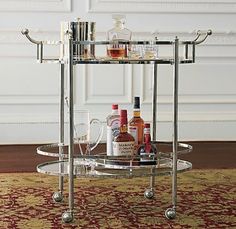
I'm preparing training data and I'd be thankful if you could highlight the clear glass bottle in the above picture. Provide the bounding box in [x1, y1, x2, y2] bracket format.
[113, 110, 135, 156]
[106, 104, 120, 156]
[107, 14, 132, 58]
[137, 123, 157, 165]
[128, 97, 144, 150]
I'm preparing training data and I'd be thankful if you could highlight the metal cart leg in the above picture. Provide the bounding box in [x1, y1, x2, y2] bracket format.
[144, 63, 157, 200]
[165, 37, 179, 220]
[62, 35, 74, 223]
[53, 63, 65, 203]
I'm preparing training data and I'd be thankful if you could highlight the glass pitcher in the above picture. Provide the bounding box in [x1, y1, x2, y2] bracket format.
[73, 110, 103, 155]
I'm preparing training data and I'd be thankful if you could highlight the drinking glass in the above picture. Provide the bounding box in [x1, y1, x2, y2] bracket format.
[128, 44, 143, 59]
[144, 41, 158, 59]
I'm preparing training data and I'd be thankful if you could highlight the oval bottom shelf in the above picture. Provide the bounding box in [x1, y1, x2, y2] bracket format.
[37, 159, 192, 178]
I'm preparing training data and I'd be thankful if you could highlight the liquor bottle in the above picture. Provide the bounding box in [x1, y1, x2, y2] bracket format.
[106, 104, 120, 156]
[113, 110, 135, 156]
[128, 96, 144, 149]
[137, 123, 157, 165]
[107, 14, 132, 58]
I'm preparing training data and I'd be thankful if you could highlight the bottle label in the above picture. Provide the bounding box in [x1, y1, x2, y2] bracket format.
[144, 128, 150, 135]
[113, 141, 134, 156]
[107, 115, 119, 127]
[110, 119, 120, 138]
[140, 152, 155, 163]
[128, 126, 138, 144]
[107, 118, 120, 156]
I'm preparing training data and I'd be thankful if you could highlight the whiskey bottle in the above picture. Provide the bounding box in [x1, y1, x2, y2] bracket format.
[106, 104, 120, 156]
[137, 123, 157, 165]
[113, 109, 135, 156]
[128, 96, 144, 149]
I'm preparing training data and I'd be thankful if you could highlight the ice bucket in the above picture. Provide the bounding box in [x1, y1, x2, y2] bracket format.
[61, 19, 96, 60]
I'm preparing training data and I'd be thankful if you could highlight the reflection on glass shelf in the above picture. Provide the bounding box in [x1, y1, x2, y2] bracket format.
[73, 56, 174, 64]
[37, 159, 192, 178]
[37, 142, 192, 158]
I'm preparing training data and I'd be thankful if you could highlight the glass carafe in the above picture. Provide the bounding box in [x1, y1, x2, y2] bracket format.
[73, 110, 103, 155]
[107, 14, 132, 58]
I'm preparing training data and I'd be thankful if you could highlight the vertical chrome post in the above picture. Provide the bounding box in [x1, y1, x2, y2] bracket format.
[172, 37, 179, 210]
[62, 26, 75, 224]
[59, 63, 65, 193]
[152, 64, 158, 141]
[150, 63, 158, 189]
[53, 63, 65, 204]
[184, 44, 188, 60]
[68, 34, 74, 214]
[192, 43, 195, 63]
[37, 43, 43, 63]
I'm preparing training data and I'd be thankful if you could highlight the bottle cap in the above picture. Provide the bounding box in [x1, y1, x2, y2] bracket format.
[134, 97, 140, 109]
[112, 14, 126, 26]
[144, 123, 150, 129]
[112, 104, 118, 110]
[120, 109, 127, 125]
[112, 14, 126, 21]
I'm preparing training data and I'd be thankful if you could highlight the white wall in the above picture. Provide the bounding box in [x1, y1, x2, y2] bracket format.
[0, 0, 236, 144]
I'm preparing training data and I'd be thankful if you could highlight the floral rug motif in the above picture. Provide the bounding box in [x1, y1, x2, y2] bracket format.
[0, 169, 235, 229]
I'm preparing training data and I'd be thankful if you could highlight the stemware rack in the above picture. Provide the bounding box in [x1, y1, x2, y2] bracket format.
[22, 25, 212, 223]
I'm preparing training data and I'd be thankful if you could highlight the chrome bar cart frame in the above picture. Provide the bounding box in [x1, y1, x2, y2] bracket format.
[22, 27, 212, 223]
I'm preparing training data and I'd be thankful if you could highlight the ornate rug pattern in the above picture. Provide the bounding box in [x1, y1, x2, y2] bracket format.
[0, 169, 235, 229]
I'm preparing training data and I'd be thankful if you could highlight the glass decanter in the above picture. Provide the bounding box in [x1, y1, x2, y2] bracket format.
[107, 14, 132, 58]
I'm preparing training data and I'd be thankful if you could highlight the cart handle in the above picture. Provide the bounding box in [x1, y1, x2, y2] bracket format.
[194, 29, 212, 45]
[21, 28, 42, 45]
[21, 28, 61, 63]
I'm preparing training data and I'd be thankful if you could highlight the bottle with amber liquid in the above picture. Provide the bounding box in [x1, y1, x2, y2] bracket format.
[128, 97, 144, 149]
[137, 123, 157, 165]
[113, 110, 135, 156]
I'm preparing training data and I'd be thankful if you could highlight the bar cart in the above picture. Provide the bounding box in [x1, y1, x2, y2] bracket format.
[21, 22, 211, 223]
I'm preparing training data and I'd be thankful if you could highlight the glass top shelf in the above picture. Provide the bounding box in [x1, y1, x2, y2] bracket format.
[37, 158, 192, 178]
[73, 40, 194, 45]
[73, 58, 193, 65]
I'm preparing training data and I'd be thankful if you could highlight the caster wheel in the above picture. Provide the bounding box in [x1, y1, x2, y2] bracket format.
[62, 211, 73, 223]
[165, 208, 176, 220]
[52, 191, 63, 203]
[144, 189, 154, 199]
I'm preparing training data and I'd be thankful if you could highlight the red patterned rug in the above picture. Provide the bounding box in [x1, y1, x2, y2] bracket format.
[0, 169, 235, 229]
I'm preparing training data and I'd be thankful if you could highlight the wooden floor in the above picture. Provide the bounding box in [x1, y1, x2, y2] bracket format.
[0, 141, 235, 172]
